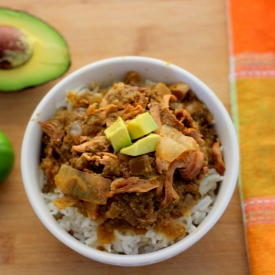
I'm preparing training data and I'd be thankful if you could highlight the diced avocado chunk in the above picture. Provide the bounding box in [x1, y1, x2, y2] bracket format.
[104, 117, 132, 152]
[120, 134, 160, 156]
[127, 112, 159, 140]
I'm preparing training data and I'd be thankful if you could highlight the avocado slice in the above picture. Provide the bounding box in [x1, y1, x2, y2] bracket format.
[104, 117, 132, 152]
[126, 112, 159, 140]
[120, 134, 160, 156]
[0, 8, 70, 92]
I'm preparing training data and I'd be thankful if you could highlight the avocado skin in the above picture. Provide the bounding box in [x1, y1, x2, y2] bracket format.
[0, 8, 71, 92]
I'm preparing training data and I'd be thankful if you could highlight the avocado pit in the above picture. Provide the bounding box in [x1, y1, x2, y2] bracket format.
[0, 25, 33, 69]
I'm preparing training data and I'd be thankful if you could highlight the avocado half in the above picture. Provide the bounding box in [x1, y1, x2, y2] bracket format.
[0, 8, 71, 92]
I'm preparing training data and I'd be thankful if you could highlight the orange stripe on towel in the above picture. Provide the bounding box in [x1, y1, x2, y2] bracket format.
[234, 53, 275, 79]
[230, 0, 275, 54]
[244, 197, 275, 226]
[246, 224, 275, 275]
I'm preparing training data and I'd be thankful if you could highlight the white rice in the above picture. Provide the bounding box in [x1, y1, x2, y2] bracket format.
[43, 84, 224, 254]
[42, 168, 223, 255]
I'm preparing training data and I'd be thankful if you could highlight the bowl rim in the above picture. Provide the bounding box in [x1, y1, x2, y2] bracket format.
[21, 56, 239, 266]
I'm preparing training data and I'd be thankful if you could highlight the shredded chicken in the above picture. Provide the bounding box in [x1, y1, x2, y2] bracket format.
[182, 128, 205, 146]
[109, 177, 160, 197]
[160, 150, 204, 208]
[160, 107, 184, 131]
[83, 152, 118, 165]
[175, 109, 197, 129]
[155, 157, 170, 174]
[162, 94, 177, 109]
[178, 150, 205, 180]
[53, 194, 78, 210]
[86, 104, 117, 120]
[148, 102, 162, 134]
[39, 121, 65, 140]
[169, 82, 190, 101]
[119, 104, 145, 121]
[161, 160, 180, 208]
[100, 82, 148, 109]
[40, 71, 224, 240]
[72, 136, 110, 153]
[212, 138, 226, 175]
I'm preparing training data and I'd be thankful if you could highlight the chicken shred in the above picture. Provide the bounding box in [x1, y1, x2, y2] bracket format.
[40, 71, 225, 241]
[212, 138, 226, 176]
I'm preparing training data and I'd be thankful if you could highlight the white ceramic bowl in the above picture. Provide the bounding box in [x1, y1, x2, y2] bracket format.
[21, 56, 239, 266]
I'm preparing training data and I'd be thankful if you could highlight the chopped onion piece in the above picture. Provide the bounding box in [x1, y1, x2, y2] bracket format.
[156, 137, 185, 162]
[69, 124, 82, 136]
[156, 124, 198, 162]
[160, 125, 198, 150]
[54, 164, 111, 204]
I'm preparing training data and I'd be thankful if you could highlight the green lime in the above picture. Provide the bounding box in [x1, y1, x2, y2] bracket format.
[0, 130, 15, 183]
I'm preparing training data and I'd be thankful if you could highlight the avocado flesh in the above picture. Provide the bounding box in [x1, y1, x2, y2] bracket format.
[127, 112, 159, 140]
[120, 134, 161, 156]
[104, 117, 132, 152]
[0, 8, 70, 92]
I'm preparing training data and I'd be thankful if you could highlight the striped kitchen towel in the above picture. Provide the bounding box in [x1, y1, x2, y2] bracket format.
[228, 0, 275, 274]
